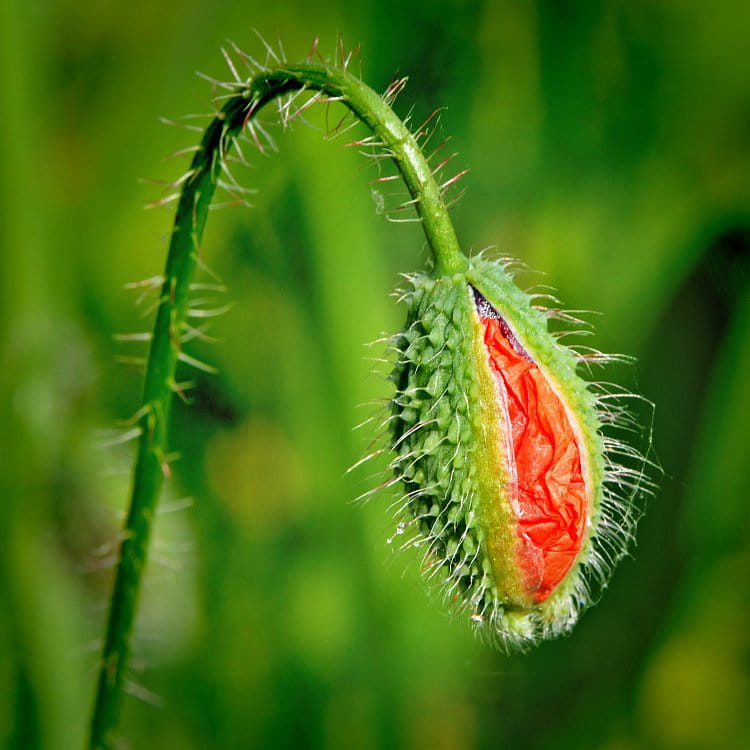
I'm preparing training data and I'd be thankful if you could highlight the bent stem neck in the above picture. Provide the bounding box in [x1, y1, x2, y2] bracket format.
[276, 64, 469, 275]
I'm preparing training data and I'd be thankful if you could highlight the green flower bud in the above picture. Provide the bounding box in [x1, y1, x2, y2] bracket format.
[389, 256, 642, 649]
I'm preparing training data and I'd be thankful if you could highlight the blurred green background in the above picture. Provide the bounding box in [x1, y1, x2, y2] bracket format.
[2, 1, 750, 748]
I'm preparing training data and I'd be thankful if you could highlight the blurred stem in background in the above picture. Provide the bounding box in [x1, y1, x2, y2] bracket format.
[0, 2, 88, 749]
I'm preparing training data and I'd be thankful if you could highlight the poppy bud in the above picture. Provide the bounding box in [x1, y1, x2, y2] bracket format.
[390, 256, 636, 649]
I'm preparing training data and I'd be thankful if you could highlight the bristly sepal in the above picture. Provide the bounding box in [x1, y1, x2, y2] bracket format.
[388, 256, 649, 650]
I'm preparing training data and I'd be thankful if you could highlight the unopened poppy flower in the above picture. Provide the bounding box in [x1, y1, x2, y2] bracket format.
[388, 256, 646, 649]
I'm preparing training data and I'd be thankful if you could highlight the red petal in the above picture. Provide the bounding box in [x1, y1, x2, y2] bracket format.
[478, 311, 588, 602]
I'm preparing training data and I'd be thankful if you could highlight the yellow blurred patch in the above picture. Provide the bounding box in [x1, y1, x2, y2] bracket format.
[639, 553, 750, 748]
[206, 418, 307, 534]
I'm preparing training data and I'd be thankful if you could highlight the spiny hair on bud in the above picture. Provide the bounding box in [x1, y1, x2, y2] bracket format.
[355, 252, 654, 651]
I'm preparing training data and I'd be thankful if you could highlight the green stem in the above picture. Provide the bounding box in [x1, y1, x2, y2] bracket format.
[89, 60, 467, 749]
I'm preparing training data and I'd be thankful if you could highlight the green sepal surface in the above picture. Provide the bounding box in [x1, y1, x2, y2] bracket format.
[391, 273, 503, 625]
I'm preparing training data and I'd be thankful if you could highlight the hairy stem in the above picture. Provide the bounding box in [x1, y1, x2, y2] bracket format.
[90, 60, 467, 749]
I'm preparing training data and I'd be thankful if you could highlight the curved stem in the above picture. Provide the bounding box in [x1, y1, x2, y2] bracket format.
[89, 61, 467, 749]
[280, 64, 468, 276]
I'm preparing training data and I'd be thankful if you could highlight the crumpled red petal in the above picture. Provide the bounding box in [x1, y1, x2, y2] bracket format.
[479, 312, 588, 602]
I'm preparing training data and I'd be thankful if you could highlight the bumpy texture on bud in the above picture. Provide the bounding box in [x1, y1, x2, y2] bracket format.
[389, 256, 635, 649]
